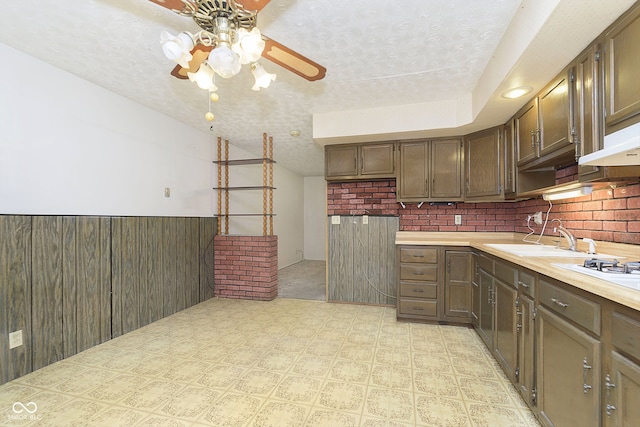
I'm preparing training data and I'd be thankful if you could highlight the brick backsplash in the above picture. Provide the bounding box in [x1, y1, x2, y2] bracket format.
[327, 180, 640, 245]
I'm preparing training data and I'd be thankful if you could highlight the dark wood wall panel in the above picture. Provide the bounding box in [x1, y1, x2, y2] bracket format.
[1, 214, 215, 386]
[0, 216, 32, 383]
[327, 216, 398, 305]
[74, 217, 111, 353]
[162, 217, 177, 317]
[199, 217, 216, 302]
[31, 216, 63, 370]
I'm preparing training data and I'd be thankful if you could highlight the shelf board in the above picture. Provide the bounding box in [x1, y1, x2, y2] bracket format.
[216, 214, 276, 217]
[213, 186, 276, 190]
[213, 158, 276, 166]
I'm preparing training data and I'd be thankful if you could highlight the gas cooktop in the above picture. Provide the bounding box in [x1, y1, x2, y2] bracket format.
[553, 259, 640, 290]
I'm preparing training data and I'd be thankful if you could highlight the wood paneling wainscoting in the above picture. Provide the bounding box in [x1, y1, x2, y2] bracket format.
[327, 216, 399, 306]
[0, 215, 216, 385]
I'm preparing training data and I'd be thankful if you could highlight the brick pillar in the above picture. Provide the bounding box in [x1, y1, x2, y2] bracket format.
[213, 235, 278, 301]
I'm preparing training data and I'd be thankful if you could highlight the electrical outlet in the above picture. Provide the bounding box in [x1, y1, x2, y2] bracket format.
[362, 215, 368, 225]
[533, 212, 543, 224]
[454, 214, 462, 225]
[9, 330, 23, 349]
[331, 215, 340, 225]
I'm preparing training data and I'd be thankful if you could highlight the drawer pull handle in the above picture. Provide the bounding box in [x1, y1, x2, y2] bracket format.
[413, 289, 424, 293]
[518, 281, 529, 288]
[412, 307, 424, 311]
[551, 298, 569, 308]
[413, 272, 424, 275]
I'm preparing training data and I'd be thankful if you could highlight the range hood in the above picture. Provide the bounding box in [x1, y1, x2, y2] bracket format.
[579, 122, 640, 166]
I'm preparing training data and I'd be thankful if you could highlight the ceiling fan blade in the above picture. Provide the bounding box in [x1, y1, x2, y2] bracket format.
[170, 45, 212, 79]
[262, 38, 326, 81]
[235, 0, 271, 12]
[148, 0, 186, 12]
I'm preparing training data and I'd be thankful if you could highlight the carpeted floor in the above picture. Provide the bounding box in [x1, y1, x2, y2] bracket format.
[278, 260, 326, 301]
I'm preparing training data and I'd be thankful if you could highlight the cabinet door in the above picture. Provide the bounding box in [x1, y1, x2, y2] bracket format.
[537, 306, 601, 427]
[465, 127, 502, 199]
[398, 141, 429, 199]
[607, 351, 640, 427]
[361, 143, 395, 177]
[477, 269, 494, 349]
[325, 145, 358, 178]
[444, 250, 471, 319]
[504, 120, 517, 197]
[515, 99, 539, 165]
[471, 257, 480, 328]
[604, 4, 640, 130]
[430, 139, 463, 200]
[538, 68, 573, 157]
[576, 42, 605, 180]
[518, 294, 535, 406]
[494, 278, 518, 382]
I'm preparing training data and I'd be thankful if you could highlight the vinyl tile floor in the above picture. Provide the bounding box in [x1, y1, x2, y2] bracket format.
[0, 298, 541, 426]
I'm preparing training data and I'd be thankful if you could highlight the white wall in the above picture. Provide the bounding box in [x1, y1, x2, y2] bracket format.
[0, 43, 213, 217]
[0, 43, 306, 268]
[303, 177, 327, 261]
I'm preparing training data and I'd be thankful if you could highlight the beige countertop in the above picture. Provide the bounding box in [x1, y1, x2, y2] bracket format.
[396, 231, 640, 311]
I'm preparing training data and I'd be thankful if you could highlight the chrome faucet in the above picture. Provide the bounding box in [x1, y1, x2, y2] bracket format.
[554, 226, 576, 251]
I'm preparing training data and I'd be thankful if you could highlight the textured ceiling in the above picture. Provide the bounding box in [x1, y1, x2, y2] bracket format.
[0, 0, 636, 176]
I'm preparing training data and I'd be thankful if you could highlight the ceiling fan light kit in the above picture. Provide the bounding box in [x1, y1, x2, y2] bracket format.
[152, 0, 326, 120]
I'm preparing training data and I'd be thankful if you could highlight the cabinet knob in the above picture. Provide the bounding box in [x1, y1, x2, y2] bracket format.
[551, 297, 569, 308]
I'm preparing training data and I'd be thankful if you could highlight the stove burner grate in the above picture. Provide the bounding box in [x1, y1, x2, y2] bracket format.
[583, 259, 640, 274]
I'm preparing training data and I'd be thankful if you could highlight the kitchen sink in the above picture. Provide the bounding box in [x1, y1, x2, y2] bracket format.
[484, 243, 620, 258]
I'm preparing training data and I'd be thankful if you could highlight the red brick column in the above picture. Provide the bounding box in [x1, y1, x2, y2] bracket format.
[213, 235, 278, 301]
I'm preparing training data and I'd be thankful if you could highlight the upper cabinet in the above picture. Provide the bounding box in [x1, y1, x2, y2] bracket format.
[397, 139, 464, 202]
[604, 4, 640, 133]
[325, 142, 395, 181]
[465, 127, 503, 200]
[516, 65, 576, 171]
[575, 41, 605, 180]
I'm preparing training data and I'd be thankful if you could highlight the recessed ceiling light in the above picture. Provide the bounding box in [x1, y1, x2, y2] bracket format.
[289, 130, 301, 137]
[501, 86, 532, 99]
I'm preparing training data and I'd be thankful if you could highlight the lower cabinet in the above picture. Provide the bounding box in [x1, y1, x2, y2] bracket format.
[536, 306, 601, 427]
[606, 311, 640, 427]
[397, 246, 471, 322]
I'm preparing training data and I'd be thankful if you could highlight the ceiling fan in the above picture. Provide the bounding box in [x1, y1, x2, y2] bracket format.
[149, 0, 326, 86]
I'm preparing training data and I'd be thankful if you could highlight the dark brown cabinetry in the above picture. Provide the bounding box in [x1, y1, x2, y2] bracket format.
[397, 139, 464, 202]
[464, 127, 503, 200]
[474, 253, 495, 348]
[606, 311, 640, 427]
[503, 120, 518, 198]
[536, 278, 601, 427]
[397, 246, 471, 323]
[574, 41, 605, 180]
[325, 142, 395, 181]
[397, 246, 440, 321]
[444, 249, 472, 320]
[517, 269, 536, 407]
[493, 260, 519, 383]
[604, 4, 640, 132]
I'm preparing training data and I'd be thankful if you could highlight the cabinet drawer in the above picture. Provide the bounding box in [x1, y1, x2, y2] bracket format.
[399, 299, 438, 317]
[539, 279, 601, 335]
[494, 261, 517, 287]
[400, 264, 438, 281]
[399, 282, 438, 299]
[400, 247, 438, 264]
[518, 270, 536, 298]
[612, 312, 640, 363]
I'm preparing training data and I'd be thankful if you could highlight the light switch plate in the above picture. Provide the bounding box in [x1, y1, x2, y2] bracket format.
[362, 215, 368, 225]
[454, 214, 462, 225]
